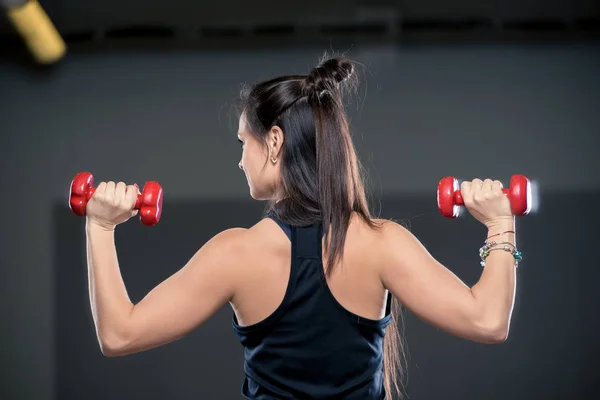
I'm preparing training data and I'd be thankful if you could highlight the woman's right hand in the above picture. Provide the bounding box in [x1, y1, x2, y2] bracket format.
[460, 178, 514, 229]
[86, 181, 139, 231]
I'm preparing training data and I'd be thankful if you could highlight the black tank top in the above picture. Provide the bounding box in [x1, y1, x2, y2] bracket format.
[232, 214, 393, 399]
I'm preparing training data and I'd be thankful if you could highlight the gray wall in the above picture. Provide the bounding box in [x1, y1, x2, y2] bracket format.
[1, 43, 599, 399]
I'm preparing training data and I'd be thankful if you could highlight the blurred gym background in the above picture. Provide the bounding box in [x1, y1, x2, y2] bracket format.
[1, 1, 599, 399]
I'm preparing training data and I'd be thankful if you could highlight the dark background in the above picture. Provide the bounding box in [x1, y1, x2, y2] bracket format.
[1, 0, 599, 399]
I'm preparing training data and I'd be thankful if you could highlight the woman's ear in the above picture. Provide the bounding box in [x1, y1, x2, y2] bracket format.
[269, 125, 284, 157]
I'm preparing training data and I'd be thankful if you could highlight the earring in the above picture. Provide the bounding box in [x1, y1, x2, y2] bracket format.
[271, 156, 278, 164]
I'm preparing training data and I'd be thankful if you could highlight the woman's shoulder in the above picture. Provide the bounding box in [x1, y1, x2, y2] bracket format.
[345, 214, 415, 258]
[349, 212, 402, 235]
[244, 217, 293, 248]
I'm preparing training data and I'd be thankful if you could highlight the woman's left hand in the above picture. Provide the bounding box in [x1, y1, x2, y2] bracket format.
[86, 181, 139, 230]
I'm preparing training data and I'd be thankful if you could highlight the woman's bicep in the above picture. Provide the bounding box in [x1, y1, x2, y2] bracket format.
[378, 222, 490, 342]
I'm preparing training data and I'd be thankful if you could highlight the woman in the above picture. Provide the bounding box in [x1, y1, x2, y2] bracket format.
[84, 56, 518, 399]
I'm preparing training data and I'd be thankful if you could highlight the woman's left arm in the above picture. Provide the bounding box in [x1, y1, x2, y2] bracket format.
[86, 221, 246, 357]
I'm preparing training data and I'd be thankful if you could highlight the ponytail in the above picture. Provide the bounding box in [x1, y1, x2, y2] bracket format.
[304, 57, 357, 274]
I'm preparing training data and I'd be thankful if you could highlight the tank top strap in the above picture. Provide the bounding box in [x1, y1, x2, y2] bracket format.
[276, 223, 324, 311]
[293, 223, 323, 260]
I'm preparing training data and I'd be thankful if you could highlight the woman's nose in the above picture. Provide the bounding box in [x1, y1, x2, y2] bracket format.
[238, 161, 243, 170]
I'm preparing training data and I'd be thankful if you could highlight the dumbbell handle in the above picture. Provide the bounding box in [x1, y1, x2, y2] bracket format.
[81, 186, 143, 210]
[452, 188, 510, 205]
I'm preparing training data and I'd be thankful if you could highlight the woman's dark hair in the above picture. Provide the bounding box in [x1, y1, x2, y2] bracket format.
[238, 54, 406, 398]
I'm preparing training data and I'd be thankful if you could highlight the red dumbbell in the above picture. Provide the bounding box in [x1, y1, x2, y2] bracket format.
[437, 174, 531, 219]
[69, 172, 163, 226]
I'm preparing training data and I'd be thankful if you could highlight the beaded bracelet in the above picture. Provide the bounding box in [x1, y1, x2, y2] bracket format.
[479, 240, 522, 267]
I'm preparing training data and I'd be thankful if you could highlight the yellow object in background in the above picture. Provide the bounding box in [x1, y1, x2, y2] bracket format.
[5, 0, 66, 64]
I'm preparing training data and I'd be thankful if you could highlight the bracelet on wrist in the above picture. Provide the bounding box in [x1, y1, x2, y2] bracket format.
[479, 239, 522, 267]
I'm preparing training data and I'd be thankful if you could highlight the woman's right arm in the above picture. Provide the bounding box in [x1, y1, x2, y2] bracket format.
[377, 178, 518, 344]
[377, 219, 516, 344]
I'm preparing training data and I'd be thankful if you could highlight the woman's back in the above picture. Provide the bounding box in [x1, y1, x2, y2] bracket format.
[231, 212, 390, 328]
[231, 212, 393, 399]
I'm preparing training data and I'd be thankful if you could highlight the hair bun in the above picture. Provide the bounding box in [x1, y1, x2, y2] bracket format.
[304, 57, 355, 96]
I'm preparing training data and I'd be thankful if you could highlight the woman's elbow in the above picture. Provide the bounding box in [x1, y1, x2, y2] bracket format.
[99, 339, 125, 357]
[98, 331, 134, 357]
[481, 329, 508, 344]
[100, 346, 120, 357]
[478, 322, 509, 344]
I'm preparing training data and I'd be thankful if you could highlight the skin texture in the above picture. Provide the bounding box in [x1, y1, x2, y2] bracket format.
[84, 114, 517, 357]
